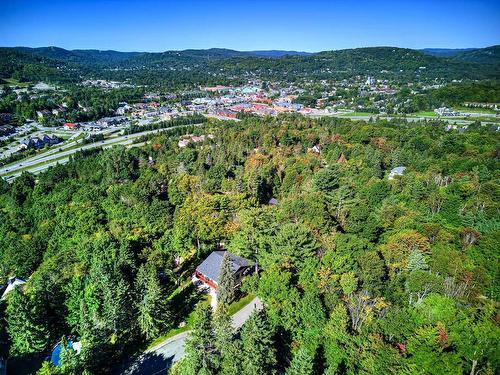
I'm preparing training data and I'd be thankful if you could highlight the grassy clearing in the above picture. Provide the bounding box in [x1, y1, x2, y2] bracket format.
[1, 78, 30, 87]
[455, 106, 497, 115]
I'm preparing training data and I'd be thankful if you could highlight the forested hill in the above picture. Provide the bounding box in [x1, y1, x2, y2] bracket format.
[422, 45, 500, 64]
[1, 45, 499, 85]
[0, 116, 499, 373]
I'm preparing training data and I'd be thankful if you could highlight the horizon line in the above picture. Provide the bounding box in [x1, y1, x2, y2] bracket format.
[3, 43, 499, 54]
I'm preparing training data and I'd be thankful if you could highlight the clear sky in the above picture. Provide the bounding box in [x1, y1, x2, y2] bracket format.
[1, 0, 499, 52]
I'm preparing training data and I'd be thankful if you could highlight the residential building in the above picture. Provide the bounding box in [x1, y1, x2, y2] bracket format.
[19, 134, 61, 150]
[193, 251, 252, 291]
[63, 122, 80, 130]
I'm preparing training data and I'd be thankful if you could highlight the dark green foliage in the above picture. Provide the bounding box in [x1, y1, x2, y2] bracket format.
[240, 310, 276, 375]
[285, 347, 314, 375]
[218, 253, 236, 306]
[6, 288, 49, 356]
[183, 304, 218, 375]
[0, 114, 498, 374]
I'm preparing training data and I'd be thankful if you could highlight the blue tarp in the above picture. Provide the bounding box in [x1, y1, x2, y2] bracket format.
[50, 340, 73, 366]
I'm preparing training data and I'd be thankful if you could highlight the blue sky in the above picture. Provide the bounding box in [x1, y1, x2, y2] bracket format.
[1, 0, 499, 52]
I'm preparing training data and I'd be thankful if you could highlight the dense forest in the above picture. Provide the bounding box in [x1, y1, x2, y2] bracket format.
[1, 46, 499, 87]
[0, 115, 498, 374]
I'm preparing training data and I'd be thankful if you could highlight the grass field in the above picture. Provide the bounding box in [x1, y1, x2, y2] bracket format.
[456, 106, 498, 115]
[227, 293, 255, 316]
[338, 111, 378, 117]
[410, 111, 437, 117]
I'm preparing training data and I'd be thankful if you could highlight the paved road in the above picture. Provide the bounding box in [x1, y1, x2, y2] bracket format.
[120, 297, 263, 375]
[1, 124, 202, 180]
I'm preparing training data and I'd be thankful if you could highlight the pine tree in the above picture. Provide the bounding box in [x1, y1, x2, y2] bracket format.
[241, 310, 276, 375]
[218, 252, 236, 306]
[6, 288, 49, 356]
[213, 305, 234, 355]
[136, 265, 170, 340]
[220, 340, 244, 375]
[183, 303, 219, 375]
[286, 347, 315, 375]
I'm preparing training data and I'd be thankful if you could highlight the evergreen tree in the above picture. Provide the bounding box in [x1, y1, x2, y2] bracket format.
[219, 340, 244, 375]
[183, 304, 219, 375]
[241, 310, 276, 375]
[136, 265, 170, 340]
[313, 166, 339, 193]
[58, 336, 80, 374]
[218, 253, 236, 306]
[213, 305, 234, 355]
[36, 361, 59, 375]
[286, 348, 315, 375]
[6, 288, 49, 356]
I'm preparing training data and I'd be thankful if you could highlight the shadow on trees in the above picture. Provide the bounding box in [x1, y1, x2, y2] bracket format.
[114, 352, 174, 375]
[6, 352, 45, 375]
[169, 283, 203, 327]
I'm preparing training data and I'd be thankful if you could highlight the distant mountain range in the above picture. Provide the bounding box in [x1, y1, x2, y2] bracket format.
[0, 45, 498, 86]
[420, 45, 500, 64]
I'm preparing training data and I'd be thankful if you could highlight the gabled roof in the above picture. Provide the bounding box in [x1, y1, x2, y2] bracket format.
[196, 251, 250, 285]
[1, 276, 26, 300]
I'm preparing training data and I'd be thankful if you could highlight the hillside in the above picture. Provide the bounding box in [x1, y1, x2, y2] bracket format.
[450, 45, 500, 64]
[1, 45, 499, 86]
[0, 115, 499, 374]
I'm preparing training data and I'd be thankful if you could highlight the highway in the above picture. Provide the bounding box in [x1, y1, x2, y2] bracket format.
[1, 124, 202, 181]
[309, 111, 499, 126]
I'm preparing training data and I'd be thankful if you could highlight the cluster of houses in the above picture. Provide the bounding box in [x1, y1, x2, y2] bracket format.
[180, 86, 315, 119]
[19, 134, 61, 150]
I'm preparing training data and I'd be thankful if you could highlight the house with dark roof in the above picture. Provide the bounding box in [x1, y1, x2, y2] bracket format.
[193, 251, 252, 291]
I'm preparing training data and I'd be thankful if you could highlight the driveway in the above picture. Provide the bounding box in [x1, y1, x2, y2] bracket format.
[119, 297, 262, 375]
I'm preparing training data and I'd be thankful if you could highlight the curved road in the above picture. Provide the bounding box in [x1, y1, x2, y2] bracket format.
[120, 297, 263, 375]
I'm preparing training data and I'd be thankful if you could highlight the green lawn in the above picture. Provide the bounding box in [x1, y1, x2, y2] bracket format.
[227, 293, 256, 316]
[410, 111, 437, 117]
[455, 106, 497, 115]
[338, 111, 377, 117]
